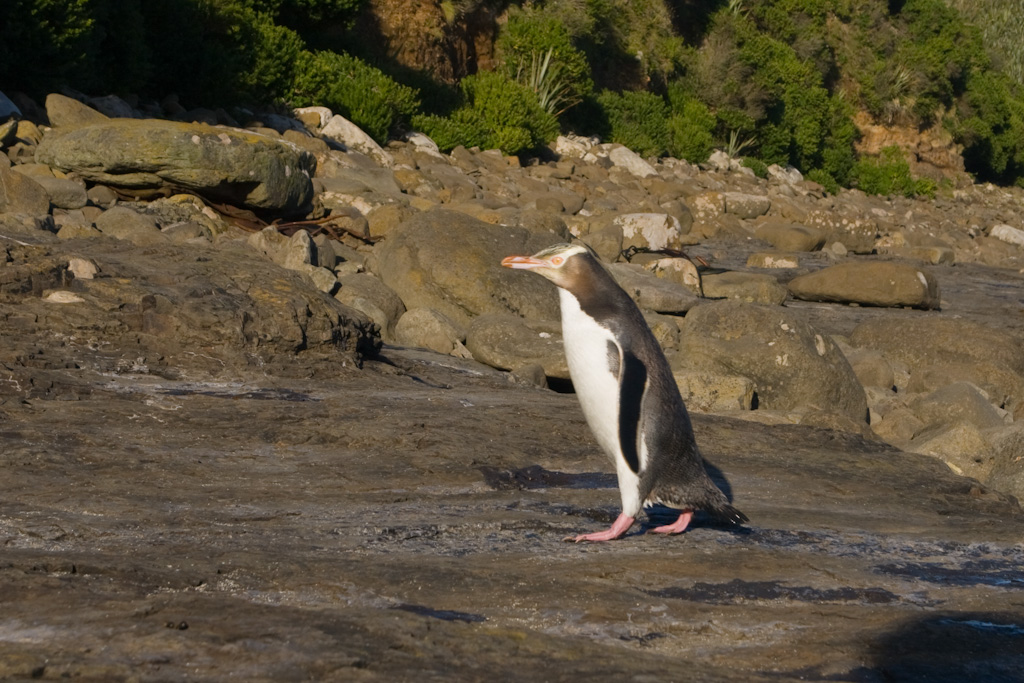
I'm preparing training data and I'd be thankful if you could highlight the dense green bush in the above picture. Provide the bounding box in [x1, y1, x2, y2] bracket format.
[497, 5, 593, 115]
[596, 90, 670, 158]
[665, 92, 716, 163]
[411, 71, 559, 155]
[291, 50, 420, 142]
[850, 145, 937, 197]
[953, 70, 1024, 185]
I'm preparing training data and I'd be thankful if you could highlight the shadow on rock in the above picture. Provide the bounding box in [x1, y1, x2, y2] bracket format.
[872, 612, 1024, 682]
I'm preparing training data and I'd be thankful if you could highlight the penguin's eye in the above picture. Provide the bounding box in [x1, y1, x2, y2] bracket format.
[551, 256, 564, 266]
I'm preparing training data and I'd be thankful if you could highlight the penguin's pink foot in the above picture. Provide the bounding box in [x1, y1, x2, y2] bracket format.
[649, 510, 693, 535]
[565, 513, 635, 543]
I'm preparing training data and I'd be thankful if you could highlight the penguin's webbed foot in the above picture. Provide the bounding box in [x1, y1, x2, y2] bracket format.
[648, 510, 693, 535]
[563, 513, 635, 543]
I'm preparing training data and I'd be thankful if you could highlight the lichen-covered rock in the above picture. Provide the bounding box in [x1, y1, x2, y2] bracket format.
[36, 119, 316, 214]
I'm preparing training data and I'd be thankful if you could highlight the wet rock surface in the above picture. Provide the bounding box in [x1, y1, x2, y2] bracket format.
[1, 345, 1023, 682]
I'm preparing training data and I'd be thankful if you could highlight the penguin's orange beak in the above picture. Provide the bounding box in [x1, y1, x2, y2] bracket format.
[501, 255, 547, 270]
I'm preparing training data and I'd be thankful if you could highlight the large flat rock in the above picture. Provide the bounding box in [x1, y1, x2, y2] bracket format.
[0, 347, 1021, 682]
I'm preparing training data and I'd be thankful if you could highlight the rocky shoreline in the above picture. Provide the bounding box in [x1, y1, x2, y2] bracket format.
[2, 90, 1023, 680]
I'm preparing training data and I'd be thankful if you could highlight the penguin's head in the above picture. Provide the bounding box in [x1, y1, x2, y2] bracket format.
[501, 243, 595, 289]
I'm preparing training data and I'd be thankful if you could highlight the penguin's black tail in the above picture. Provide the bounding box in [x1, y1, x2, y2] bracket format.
[712, 504, 749, 526]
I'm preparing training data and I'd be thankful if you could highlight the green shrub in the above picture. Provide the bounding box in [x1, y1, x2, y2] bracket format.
[850, 145, 936, 197]
[666, 97, 716, 163]
[952, 70, 1024, 185]
[498, 5, 593, 114]
[412, 70, 559, 155]
[742, 157, 769, 178]
[291, 50, 420, 142]
[597, 90, 670, 157]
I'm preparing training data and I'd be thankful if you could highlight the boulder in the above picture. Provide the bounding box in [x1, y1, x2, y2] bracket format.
[93, 206, 165, 245]
[465, 315, 568, 379]
[908, 382, 1009, 433]
[788, 261, 940, 309]
[44, 93, 109, 129]
[605, 262, 701, 314]
[607, 145, 658, 178]
[374, 208, 561, 329]
[674, 300, 868, 422]
[335, 273, 406, 342]
[36, 119, 316, 214]
[754, 221, 826, 252]
[990, 224, 1024, 247]
[613, 213, 686, 251]
[746, 252, 801, 269]
[0, 164, 50, 215]
[395, 307, 469, 357]
[700, 271, 788, 305]
[320, 114, 393, 168]
[723, 192, 771, 219]
[672, 370, 756, 412]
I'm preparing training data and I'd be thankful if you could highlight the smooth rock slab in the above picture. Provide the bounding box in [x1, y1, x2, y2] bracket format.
[788, 261, 940, 309]
[36, 119, 316, 214]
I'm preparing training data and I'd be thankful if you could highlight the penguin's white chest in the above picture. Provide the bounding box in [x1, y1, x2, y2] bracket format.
[558, 290, 623, 460]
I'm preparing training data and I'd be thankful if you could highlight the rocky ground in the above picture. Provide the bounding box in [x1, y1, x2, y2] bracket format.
[1, 91, 1023, 681]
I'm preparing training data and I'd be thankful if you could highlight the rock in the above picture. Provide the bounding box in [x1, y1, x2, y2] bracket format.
[767, 164, 803, 184]
[86, 94, 137, 119]
[607, 145, 658, 178]
[754, 221, 826, 252]
[672, 370, 756, 412]
[335, 273, 406, 342]
[162, 221, 213, 244]
[788, 261, 940, 309]
[841, 345, 895, 390]
[93, 206, 165, 245]
[394, 307, 468, 356]
[320, 114, 393, 168]
[908, 382, 1009, 433]
[605, 262, 701, 314]
[986, 423, 1024, 501]
[912, 421, 995, 480]
[990, 223, 1024, 247]
[613, 212, 686, 251]
[848, 317, 1024, 416]
[645, 256, 703, 293]
[746, 252, 800, 269]
[0, 164, 50, 215]
[36, 119, 316, 214]
[29, 176, 88, 210]
[44, 93, 109, 129]
[374, 208, 560, 329]
[674, 300, 868, 422]
[67, 256, 99, 279]
[465, 314, 568, 379]
[723, 192, 771, 219]
[701, 271, 788, 305]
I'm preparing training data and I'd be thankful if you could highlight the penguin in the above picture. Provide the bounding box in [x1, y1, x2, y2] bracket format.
[501, 243, 747, 542]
